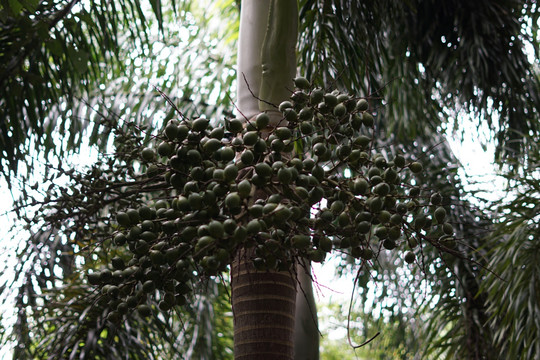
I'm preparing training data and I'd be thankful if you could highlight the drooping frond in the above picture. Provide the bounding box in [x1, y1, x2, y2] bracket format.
[0, 0, 240, 180]
[298, 0, 540, 163]
[480, 139, 540, 360]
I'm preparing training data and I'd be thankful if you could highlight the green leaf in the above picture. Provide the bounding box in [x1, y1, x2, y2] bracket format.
[46, 39, 63, 57]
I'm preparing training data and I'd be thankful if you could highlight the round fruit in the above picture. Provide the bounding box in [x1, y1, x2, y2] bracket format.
[378, 210, 391, 224]
[413, 214, 427, 229]
[271, 139, 285, 152]
[360, 248, 374, 260]
[409, 162, 423, 173]
[111, 257, 125, 270]
[310, 88, 324, 103]
[228, 118, 243, 133]
[223, 164, 239, 182]
[353, 135, 371, 148]
[430, 193, 442, 205]
[292, 235, 311, 249]
[277, 167, 293, 184]
[294, 76, 311, 89]
[333, 103, 347, 117]
[157, 142, 174, 157]
[375, 226, 388, 239]
[246, 219, 262, 234]
[313, 143, 327, 157]
[186, 149, 202, 164]
[192, 118, 210, 132]
[393, 154, 406, 168]
[150, 250, 166, 265]
[357, 221, 371, 234]
[293, 186, 307, 200]
[362, 112, 374, 127]
[116, 212, 131, 227]
[284, 108, 298, 122]
[114, 233, 127, 245]
[308, 250, 325, 263]
[275, 127, 292, 141]
[387, 226, 401, 240]
[330, 200, 345, 214]
[408, 237, 418, 249]
[390, 214, 403, 225]
[107, 311, 120, 322]
[255, 162, 273, 178]
[384, 168, 398, 184]
[203, 138, 222, 153]
[338, 212, 349, 226]
[188, 193, 203, 210]
[240, 150, 255, 165]
[138, 206, 153, 220]
[127, 209, 140, 224]
[374, 183, 390, 197]
[318, 236, 332, 252]
[256, 113, 270, 130]
[274, 206, 292, 222]
[404, 251, 416, 264]
[263, 203, 278, 215]
[383, 239, 396, 250]
[141, 148, 156, 161]
[355, 99, 369, 111]
[237, 180, 252, 198]
[201, 255, 219, 272]
[165, 122, 179, 140]
[208, 221, 224, 239]
[253, 139, 268, 154]
[243, 131, 259, 146]
[87, 272, 101, 285]
[434, 207, 447, 223]
[137, 304, 152, 317]
[177, 124, 189, 141]
[195, 236, 215, 253]
[279, 101, 293, 112]
[323, 94, 338, 107]
[210, 126, 225, 139]
[442, 222, 454, 235]
[308, 187, 324, 204]
[368, 197, 383, 213]
[352, 178, 368, 195]
[220, 147, 235, 162]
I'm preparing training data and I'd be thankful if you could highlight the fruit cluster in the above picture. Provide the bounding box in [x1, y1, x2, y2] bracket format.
[88, 77, 455, 321]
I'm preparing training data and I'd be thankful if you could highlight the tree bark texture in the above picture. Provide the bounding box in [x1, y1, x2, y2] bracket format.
[231, 248, 297, 360]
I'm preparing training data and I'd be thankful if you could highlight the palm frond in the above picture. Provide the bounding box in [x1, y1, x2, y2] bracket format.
[298, 0, 540, 164]
[480, 140, 540, 360]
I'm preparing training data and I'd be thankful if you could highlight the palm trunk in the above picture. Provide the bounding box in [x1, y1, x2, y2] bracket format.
[294, 261, 319, 360]
[232, 1, 318, 359]
[231, 248, 297, 359]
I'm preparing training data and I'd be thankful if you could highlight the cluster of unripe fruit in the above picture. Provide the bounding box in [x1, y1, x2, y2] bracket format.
[88, 77, 455, 321]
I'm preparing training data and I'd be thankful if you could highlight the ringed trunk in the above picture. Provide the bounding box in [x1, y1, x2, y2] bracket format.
[231, 248, 297, 359]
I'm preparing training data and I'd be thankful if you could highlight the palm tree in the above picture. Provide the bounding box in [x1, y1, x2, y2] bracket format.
[1, 0, 539, 359]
